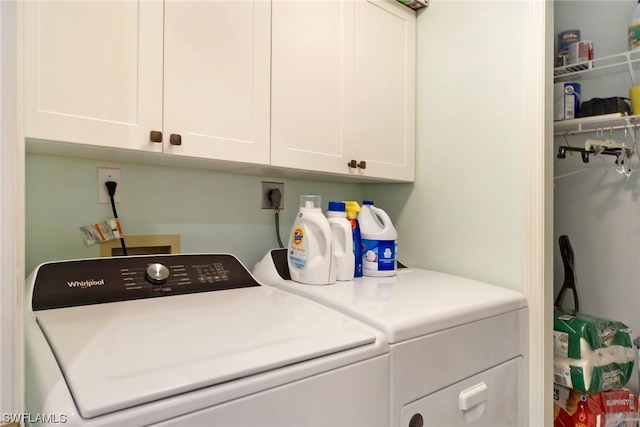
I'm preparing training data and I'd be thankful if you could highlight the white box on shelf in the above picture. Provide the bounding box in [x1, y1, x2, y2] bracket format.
[554, 82, 581, 121]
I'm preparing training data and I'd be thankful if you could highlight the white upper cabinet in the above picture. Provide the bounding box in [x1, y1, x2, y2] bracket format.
[25, 0, 271, 164]
[271, 0, 415, 181]
[24, 0, 164, 152]
[25, 0, 414, 181]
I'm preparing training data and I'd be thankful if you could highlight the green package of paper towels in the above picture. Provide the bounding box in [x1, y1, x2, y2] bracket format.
[554, 308, 635, 394]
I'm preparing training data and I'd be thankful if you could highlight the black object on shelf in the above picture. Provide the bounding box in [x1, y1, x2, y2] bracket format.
[580, 97, 631, 118]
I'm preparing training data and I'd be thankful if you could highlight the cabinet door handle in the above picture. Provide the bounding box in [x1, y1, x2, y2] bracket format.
[169, 134, 182, 146]
[150, 130, 163, 143]
[348, 160, 357, 168]
[357, 161, 367, 169]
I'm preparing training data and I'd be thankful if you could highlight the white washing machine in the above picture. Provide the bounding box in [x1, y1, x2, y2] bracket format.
[25, 254, 390, 426]
[253, 249, 529, 427]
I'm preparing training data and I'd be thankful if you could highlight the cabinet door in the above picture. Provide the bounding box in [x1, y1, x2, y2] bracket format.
[270, 0, 355, 174]
[163, 0, 271, 165]
[24, 0, 163, 152]
[272, 0, 415, 181]
[354, 0, 415, 181]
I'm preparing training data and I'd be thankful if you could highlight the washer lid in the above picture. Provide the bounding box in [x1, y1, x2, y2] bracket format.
[36, 286, 377, 419]
[271, 268, 527, 343]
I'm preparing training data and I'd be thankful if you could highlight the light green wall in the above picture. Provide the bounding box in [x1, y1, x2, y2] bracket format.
[25, 153, 364, 274]
[366, 1, 529, 293]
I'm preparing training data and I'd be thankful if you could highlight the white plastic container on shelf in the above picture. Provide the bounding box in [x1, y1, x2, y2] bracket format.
[629, 0, 640, 51]
[358, 200, 398, 277]
[327, 201, 354, 281]
[287, 195, 336, 285]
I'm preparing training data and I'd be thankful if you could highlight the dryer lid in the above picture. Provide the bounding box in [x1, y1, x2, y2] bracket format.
[36, 286, 377, 419]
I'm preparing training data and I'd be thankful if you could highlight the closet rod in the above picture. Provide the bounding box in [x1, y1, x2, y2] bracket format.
[554, 120, 637, 143]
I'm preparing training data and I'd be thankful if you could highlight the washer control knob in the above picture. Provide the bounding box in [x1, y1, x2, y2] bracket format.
[146, 263, 170, 285]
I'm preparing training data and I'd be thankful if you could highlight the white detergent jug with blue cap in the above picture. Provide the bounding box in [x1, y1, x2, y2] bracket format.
[327, 201, 354, 281]
[358, 200, 397, 277]
[287, 195, 336, 285]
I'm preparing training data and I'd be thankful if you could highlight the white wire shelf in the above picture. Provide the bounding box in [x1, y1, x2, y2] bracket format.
[554, 113, 640, 136]
[554, 50, 640, 83]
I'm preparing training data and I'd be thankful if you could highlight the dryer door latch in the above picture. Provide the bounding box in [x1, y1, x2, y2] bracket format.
[459, 382, 488, 411]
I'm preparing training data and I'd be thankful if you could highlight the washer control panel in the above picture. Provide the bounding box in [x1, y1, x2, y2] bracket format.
[31, 254, 260, 310]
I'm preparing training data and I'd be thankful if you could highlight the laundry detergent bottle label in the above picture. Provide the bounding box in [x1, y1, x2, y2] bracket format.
[289, 226, 308, 270]
[362, 239, 396, 271]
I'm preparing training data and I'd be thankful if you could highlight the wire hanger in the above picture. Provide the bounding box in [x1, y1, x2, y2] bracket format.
[555, 126, 640, 181]
[557, 127, 635, 165]
[615, 127, 635, 178]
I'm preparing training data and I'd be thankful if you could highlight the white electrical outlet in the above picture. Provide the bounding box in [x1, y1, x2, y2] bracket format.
[98, 168, 121, 204]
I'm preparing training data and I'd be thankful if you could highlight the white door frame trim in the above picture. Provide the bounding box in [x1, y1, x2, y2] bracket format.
[524, 1, 553, 426]
[0, 0, 25, 416]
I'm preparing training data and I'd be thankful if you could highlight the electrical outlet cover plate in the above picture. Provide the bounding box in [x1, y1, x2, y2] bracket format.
[98, 168, 121, 204]
[261, 181, 284, 209]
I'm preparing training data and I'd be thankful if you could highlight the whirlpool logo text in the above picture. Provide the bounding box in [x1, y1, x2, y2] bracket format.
[67, 279, 105, 289]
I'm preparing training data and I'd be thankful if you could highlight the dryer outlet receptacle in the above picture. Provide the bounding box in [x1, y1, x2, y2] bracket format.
[261, 182, 284, 209]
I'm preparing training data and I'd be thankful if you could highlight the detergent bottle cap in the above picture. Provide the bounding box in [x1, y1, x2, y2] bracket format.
[300, 195, 321, 210]
[328, 201, 346, 212]
[362, 200, 374, 205]
[343, 201, 361, 219]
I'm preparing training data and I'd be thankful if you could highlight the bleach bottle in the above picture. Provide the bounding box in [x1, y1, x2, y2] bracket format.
[344, 201, 363, 278]
[288, 195, 336, 285]
[358, 200, 397, 277]
[327, 201, 354, 281]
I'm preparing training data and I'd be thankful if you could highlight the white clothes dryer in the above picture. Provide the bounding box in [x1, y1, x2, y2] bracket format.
[253, 249, 529, 427]
[25, 254, 389, 426]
